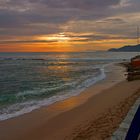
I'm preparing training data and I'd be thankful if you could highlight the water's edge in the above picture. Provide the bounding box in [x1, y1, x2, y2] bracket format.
[0, 64, 109, 121]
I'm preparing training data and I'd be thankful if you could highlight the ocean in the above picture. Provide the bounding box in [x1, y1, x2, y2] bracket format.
[0, 52, 139, 121]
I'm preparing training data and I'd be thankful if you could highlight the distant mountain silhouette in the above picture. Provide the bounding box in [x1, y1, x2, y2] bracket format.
[108, 44, 140, 52]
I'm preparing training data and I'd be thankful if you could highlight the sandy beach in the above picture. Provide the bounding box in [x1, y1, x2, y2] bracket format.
[0, 63, 140, 140]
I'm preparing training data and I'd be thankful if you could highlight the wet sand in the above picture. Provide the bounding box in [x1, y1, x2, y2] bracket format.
[0, 64, 140, 140]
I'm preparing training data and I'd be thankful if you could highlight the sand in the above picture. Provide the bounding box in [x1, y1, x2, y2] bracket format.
[0, 63, 140, 140]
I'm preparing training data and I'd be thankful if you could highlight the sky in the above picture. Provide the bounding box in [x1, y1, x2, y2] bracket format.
[0, 0, 140, 52]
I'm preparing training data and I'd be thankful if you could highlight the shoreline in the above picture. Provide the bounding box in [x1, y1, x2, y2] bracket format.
[0, 63, 140, 140]
[0, 62, 122, 121]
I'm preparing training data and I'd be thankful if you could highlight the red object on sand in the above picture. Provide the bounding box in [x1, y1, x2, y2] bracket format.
[131, 60, 140, 67]
[131, 59, 140, 67]
[127, 55, 140, 81]
[131, 56, 140, 68]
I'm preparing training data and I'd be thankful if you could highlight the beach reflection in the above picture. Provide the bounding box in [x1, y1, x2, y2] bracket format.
[47, 53, 73, 82]
[48, 94, 86, 113]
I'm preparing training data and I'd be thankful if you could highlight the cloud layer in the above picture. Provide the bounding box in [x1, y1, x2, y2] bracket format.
[0, 0, 140, 51]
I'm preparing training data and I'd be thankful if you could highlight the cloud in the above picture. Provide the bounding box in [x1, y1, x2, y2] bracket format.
[0, 39, 58, 44]
[0, 0, 121, 10]
[39, 0, 121, 9]
[0, 31, 135, 45]
[0, 0, 140, 50]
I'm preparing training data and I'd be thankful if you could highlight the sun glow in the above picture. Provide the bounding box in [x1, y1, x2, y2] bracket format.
[38, 33, 70, 42]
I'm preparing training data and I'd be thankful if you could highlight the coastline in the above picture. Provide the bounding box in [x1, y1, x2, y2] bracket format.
[0, 62, 107, 121]
[0, 62, 123, 121]
[0, 63, 140, 140]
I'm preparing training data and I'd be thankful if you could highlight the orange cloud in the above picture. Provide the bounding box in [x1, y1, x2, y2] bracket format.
[0, 32, 138, 52]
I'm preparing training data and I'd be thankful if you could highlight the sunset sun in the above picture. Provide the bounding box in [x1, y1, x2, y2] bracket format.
[38, 33, 70, 42]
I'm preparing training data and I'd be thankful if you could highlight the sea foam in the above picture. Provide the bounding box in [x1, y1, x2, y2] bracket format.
[0, 66, 106, 121]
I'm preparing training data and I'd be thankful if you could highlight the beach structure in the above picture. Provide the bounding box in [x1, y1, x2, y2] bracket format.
[111, 98, 140, 140]
[131, 55, 140, 68]
[127, 55, 140, 81]
[125, 105, 140, 140]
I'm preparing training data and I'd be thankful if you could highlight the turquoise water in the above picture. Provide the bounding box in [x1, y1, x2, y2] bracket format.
[0, 52, 139, 120]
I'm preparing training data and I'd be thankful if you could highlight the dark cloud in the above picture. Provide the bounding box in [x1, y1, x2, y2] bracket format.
[0, 32, 135, 45]
[39, 0, 121, 9]
[97, 18, 127, 24]
[0, 0, 140, 42]
[0, 10, 26, 28]
[0, 39, 58, 44]
[68, 33, 135, 41]
[0, 0, 121, 10]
